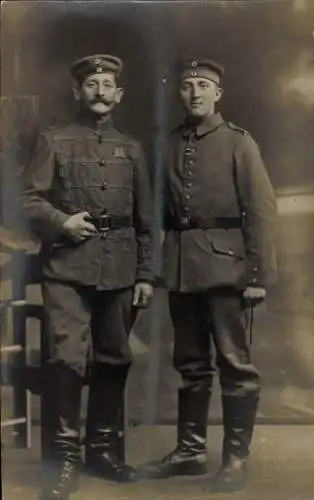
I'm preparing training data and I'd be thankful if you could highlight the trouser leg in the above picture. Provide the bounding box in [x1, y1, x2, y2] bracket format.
[138, 292, 213, 479]
[203, 288, 260, 492]
[41, 281, 90, 499]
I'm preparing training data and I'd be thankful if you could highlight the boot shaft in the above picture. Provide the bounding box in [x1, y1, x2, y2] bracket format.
[222, 395, 259, 462]
[85, 363, 130, 462]
[48, 366, 83, 438]
[44, 365, 83, 460]
[177, 385, 211, 453]
[86, 363, 129, 430]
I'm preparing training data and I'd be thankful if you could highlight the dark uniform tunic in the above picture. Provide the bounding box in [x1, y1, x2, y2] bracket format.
[23, 114, 153, 375]
[161, 112, 277, 396]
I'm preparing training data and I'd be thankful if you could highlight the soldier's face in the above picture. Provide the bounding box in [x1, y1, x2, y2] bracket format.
[180, 77, 222, 118]
[73, 72, 124, 116]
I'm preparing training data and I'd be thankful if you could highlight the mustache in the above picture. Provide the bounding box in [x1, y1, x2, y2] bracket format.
[90, 97, 111, 105]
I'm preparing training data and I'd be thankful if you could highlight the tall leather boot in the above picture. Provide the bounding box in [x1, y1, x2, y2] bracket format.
[138, 385, 210, 479]
[84, 363, 137, 483]
[211, 395, 259, 493]
[40, 366, 83, 500]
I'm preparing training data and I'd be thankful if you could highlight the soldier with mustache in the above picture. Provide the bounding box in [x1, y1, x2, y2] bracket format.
[23, 55, 154, 499]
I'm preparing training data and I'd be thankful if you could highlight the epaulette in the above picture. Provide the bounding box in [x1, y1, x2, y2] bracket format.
[170, 124, 185, 136]
[114, 126, 138, 143]
[46, 120, 71, 132]
[227, 122, 248, 135]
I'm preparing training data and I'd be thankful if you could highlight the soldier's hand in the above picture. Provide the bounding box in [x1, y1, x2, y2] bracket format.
[133, 282, 154, 308]
[243, 286, 266, 305]
[62, 212, 98, 242]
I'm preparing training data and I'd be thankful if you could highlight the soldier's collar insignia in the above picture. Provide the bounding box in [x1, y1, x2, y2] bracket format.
[113, 146, 126, 158]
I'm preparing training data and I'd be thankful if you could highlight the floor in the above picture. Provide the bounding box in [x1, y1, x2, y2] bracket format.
[2, 425, 314, 500]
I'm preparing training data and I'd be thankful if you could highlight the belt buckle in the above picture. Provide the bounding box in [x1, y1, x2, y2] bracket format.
[98, 214, 111, 231]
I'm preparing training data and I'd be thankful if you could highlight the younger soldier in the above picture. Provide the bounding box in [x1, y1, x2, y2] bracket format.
[139, 58, 277, 492]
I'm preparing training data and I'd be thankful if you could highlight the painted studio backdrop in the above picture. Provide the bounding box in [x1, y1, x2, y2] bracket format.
[1, 0, 314, 424]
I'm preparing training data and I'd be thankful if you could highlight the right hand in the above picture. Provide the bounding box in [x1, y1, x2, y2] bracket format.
[62, 212, 98, 242]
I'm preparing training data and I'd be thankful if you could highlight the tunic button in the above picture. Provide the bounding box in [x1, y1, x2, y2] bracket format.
[187, 171, 192, 176]
[187, 159, 194, 165]
[185, 194, 191, 200]
[99, 159, 107, 166]
[101, 182, 108, 190]
[186, 182, 192, 188]
[185, 147, 195, 154]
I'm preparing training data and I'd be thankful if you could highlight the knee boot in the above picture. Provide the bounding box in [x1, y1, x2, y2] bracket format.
[40, 366, 82, 500]
[84, 363, 137, 483]
[138, 385, 210, 479]
[211, 394, 259, 492]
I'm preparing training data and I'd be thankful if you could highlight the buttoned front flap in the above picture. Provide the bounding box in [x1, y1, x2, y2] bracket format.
[54, 143, 134, 214]
[207, 229, 246, 259]
[103, 141, 133, 187]
[56, 152, 104, 186]
[54, 152, 101, 212]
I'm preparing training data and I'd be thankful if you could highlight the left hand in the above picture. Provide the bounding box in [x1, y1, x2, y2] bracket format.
[133, 282, 154, 308]
[243, 286, 266, 305]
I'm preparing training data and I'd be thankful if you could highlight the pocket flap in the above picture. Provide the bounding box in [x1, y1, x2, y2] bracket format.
[56, 154, 70, 178]
[210, 232, 245, 258]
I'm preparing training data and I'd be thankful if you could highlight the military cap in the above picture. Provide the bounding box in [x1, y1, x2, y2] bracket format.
[179, 58, 224, 85]
[71, 54, 123, 83]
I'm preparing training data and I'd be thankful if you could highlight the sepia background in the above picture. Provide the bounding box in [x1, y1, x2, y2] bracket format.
[1, 2, 314, 497]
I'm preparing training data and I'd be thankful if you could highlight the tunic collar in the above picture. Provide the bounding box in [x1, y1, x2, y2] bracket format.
[75, 111, 114, 133]
[180, 112, 224, 138]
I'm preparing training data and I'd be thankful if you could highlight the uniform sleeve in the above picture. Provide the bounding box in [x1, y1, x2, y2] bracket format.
[23, 133, 69, 241]
[132, 142, 154, 283]
[234, 134, 278, 287]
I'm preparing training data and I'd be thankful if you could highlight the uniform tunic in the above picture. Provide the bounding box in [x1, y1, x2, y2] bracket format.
[161, 112, 277, 293]
[24, 113, 153, 289]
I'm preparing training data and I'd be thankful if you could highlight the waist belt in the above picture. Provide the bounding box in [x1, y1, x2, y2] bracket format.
[165, 215, 243, 230]
[87, 214, 133, 231]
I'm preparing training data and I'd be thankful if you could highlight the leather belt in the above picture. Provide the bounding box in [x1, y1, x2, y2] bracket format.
[87, 213, 133, 231]
[165, 215, 243, 230]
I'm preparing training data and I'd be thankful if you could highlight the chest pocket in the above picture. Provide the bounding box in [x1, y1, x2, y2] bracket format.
[56, 155, 103, 187]
[103, 158, 133, 191]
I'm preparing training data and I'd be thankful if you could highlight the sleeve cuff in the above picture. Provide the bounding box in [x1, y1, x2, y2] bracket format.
[135, 272, 155, 285]
[247, 265, 265, 287]
[51, 210, 70, 231]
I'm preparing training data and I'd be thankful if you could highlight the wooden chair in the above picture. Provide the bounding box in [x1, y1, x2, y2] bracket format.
[1, 249, 126, 460]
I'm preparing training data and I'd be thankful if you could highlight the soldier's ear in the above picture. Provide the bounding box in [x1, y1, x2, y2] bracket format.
[114, 86, 124, 104]
[72, 82, 81, 101]
[214, 86, 223, 103]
